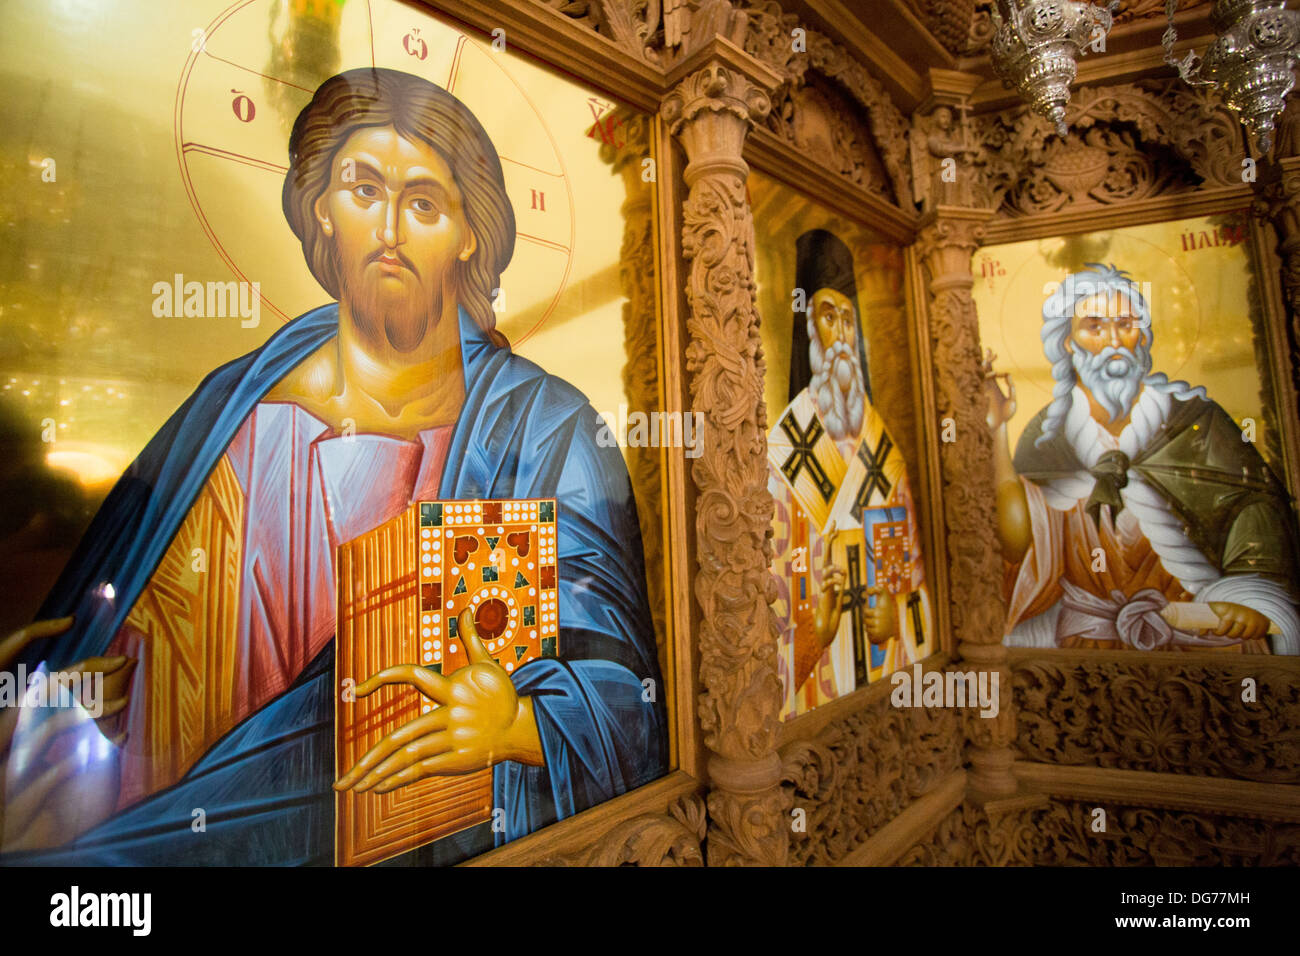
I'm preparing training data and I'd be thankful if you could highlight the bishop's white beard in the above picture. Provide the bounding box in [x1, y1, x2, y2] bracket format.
[808, 322, 866, 442]
[1070, 341, 1152, 424]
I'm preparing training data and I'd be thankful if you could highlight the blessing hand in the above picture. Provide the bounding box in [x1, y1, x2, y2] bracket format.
[334, 609, 544, 796]
[0, 617, 134, 852]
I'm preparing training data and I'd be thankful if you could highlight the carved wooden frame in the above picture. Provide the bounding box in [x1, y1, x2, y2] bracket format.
[986, 189, 1300, 825]
[719, 1, 984, 862]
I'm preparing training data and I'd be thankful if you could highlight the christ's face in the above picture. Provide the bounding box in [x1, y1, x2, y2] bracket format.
[313, 125, 477, 351]
[811, 287, 857, 354]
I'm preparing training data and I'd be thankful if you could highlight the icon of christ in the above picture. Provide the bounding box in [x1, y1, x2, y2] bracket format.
[0, 68, 667, 864]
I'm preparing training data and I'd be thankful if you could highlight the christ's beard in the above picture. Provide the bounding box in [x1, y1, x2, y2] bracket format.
[1071, 343, 1151, 424]
[338, 254, 441, 354]
[808, 329, 865, 442]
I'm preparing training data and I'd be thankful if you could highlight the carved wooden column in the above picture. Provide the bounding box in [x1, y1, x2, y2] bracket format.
[661, 38, 784, 865]
[1255, 155, 1300, 408]
[914, 208, 1018, 799]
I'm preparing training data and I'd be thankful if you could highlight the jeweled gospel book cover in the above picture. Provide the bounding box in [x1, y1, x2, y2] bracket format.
[335, 498, 558, 866]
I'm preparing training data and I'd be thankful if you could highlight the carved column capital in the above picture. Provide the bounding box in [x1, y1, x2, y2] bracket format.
[662, 37, 779, 183]
[663, 38, 786, 865]
[914, 208, 993, 277]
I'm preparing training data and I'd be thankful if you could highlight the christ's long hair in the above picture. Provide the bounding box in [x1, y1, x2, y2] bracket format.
[282, 68, 514, 347]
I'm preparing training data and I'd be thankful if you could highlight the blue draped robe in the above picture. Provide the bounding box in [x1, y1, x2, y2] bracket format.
[4, 304, 667, 865]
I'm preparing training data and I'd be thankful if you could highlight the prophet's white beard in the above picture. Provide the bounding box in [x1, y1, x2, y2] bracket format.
[809, 329, 865, 442]
[1071, 343, 1151, 424]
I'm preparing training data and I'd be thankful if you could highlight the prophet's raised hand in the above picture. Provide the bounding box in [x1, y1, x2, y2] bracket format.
[983, 348, 1016, 432]
[334, 608, 545, 795]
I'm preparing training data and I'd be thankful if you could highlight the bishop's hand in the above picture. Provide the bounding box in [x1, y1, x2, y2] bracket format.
[865, 586, 898, 645]
[813, 567, 847, 651]
[334, 609, 545, 796]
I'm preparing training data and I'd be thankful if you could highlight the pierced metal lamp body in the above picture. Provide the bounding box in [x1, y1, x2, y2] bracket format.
[991, 0, 1118, 136]
[1195, 1, 1300, 151]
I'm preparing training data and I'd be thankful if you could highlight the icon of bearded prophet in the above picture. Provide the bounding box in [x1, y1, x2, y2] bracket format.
[768, 230, 933, 718]
[985, 263, 1300, 653]
[0, 68, 667, 864]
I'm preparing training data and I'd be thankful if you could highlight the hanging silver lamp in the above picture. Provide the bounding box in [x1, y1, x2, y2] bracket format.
[1163, 0, 1300, 152]
[990, 0, 1118, 136]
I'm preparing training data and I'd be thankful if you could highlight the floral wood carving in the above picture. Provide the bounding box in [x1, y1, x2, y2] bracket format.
[764, 75, 896, 202]
[527, 0, 914, 206]
[968, 80, 1245, 217]
[662, 49, 787, 866]
[897, 802, 975, 865]
[1005, 126, 1197, 214]
[591, 0, 667, 62]
[780, 696, 962, 866]
[897, 795, 1300, 865]
[739, 0, 913, 205]
[537, 794, 708, 865]
[914, 212, 1016, 796]
[1012, 656, 1300, 783]
[537, 0, 752, 63]
[1036, 800, 1300, 865]
[896, 798, 1045, 866]
[535, 0, 669, 63]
